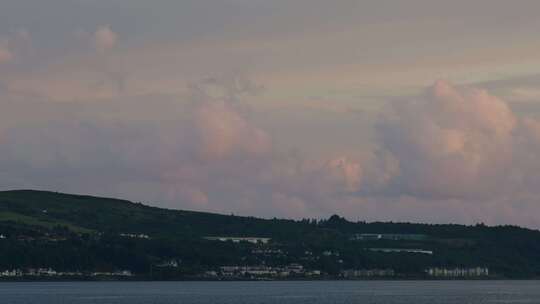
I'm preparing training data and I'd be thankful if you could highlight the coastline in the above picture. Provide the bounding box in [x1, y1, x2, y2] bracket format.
[0, 275, 529, 283]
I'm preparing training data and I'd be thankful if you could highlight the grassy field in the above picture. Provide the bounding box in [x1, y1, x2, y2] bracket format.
[0, 211, 95, 234]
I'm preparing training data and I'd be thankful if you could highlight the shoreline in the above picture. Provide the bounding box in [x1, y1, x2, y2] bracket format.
[0, 277, 535, 283]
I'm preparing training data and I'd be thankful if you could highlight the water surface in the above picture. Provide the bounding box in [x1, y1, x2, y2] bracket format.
[1, 281, 540, 304]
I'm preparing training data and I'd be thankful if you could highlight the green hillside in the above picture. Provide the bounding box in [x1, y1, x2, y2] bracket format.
[1, 190, 540, 280]
[0, 190, 311, 238]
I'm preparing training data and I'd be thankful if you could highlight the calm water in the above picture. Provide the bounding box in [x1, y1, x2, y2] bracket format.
[1, 281, 540, 304]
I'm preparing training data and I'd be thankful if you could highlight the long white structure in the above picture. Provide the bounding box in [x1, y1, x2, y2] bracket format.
[203, 236, 271, 244]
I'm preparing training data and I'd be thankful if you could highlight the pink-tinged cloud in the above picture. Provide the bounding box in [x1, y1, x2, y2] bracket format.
[377, 80, 519, 199]
[288, 157, 363, 196]
[4, 76, 540, 225]
[142, 79, 366, 216]
[324, 157, 363, 193]
[193, 100, 271, 161]
[94, 26, 118, 53]
[0, 43, 13, 64]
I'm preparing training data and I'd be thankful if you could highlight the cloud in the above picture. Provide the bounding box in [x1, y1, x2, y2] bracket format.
[192, 100, 271, 161]
[0, 74, 360, 218]
[0, 45, 13, 64]
[152, 79, 366, 216]
[4, 26, 540, 225]
[374, 80, 540, 209]
[271, 156, 362, 196]
[5, 77, 540, 224]
[94, 26, 118, 53]
[377, 80, 517, 198]
[0, 29, 33, 65]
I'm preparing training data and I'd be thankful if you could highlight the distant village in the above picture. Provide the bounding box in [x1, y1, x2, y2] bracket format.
[0, 233, 491, 280]
[0, 269, 133, 278]
[0, 265, 490, 280]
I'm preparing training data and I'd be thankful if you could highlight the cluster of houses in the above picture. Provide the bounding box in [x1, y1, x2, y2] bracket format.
[3, 234, 67, 242]
[119, 233, 150, 239]
[205, 264, 321, 278]
[426, 267, 489, 278]
[0, 268, 133, 278]
[251, 248, 284, 256]
[341, 269, 395, 278]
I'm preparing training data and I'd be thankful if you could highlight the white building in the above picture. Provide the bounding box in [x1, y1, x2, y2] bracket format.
[426, 267, 489, 277]
[351, 233, 427, 241]
[368, 248, 433, 255]
[156, 260, 180, 268]
[204, 237, 271, 244]
[120, 233, 150, 239]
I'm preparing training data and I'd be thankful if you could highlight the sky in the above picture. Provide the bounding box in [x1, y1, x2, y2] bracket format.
[2, 0, 540, 227]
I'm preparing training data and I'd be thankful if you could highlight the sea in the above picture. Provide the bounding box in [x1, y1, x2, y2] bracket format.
[1, 281, 540, 304]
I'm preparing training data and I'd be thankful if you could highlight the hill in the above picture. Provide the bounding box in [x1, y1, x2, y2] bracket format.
[1, 190, 540, 280]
